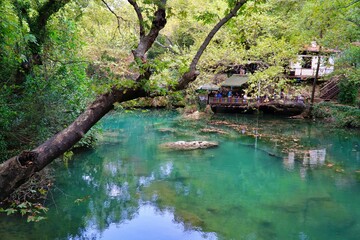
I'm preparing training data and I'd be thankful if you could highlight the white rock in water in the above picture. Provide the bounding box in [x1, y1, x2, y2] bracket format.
[160, 141, 218, 150]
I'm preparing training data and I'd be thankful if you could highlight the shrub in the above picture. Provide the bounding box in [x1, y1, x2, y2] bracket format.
[338, 76, 359, 105]
[313, 102, 360, 128]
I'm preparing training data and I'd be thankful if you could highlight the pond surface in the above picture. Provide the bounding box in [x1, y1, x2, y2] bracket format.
[1, 110, 360, 240]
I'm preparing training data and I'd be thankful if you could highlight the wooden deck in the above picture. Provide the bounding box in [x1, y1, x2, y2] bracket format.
[208, 96, 304, 105]
[208, 97, 306, 115]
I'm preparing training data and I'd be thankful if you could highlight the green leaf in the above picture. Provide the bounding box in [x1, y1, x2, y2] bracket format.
[24, 34, 37, 44]
[18, 202, 28, 209]
[5, 208, 17, 215]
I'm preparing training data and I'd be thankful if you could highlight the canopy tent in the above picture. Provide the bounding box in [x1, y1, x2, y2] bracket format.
[221, 74, 249, 87]
[197, 83, 220, 91]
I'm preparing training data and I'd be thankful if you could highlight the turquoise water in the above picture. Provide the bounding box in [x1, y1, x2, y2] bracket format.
[1, 110, 360, 240]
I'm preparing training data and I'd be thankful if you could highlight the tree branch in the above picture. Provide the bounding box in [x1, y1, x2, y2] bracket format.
[101, 0, 127, 36]
[13, 0, 71, 87]
[128, 0, 145, 38]
[154, 40, 179, 54]
[131, 1, 167, 61]
[176, 0, 248, 90]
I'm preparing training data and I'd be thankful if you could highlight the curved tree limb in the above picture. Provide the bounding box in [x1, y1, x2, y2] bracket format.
[176, 0, 248, 90]
[128, 0, 146, 38]
[101, 0, 127, 36]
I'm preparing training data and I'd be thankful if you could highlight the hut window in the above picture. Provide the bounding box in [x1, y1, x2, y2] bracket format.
[302, 57, 312, 69]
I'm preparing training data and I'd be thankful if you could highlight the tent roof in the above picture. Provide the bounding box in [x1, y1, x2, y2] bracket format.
[197, 83, 220, 91]
[221, 75, 249, 87]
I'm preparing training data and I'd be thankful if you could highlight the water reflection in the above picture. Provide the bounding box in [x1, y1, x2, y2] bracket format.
[304, 149, 326, 167]
[1, 111, 360, 240]
[44, 113, 360, 240]
[283, 149, 327, 179]
[283, 152, 295, 171]
[81, 204, 217, 240]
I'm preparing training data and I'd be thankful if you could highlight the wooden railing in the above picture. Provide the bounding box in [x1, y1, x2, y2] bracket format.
[320, 77, 340, 100]
[209, 97, 248, 105]
[208, 96, 305, 105]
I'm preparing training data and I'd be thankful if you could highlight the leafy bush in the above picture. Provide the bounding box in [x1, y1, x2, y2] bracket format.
[338, 73, 359, 105]
[74, 125, 101, 149]
[312, 103, 332, 118]
[335, 46, 360, 105]
[313, 102, 360, 128]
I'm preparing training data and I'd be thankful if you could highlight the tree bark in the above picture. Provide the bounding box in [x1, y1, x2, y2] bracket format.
[132, 8, 167, 60]
[0, 0, 246, 201]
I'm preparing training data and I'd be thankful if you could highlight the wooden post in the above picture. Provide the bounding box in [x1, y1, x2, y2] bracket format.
[310, 46, 322, 108]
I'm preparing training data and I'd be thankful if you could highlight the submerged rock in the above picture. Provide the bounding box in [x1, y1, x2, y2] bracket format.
[200, 128, 228, 135]
[183, 111, 207, 120]
[160, 141, 218, 150]
[157, 128, 177, 133]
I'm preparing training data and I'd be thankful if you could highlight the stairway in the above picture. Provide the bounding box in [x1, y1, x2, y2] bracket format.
[320, 77, 340, 100]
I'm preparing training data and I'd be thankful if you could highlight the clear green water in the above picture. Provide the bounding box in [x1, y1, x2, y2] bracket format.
[1, 110, 360, 240]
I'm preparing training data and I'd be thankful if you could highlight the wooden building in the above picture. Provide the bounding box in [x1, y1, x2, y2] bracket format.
[289, 41, 340, 80]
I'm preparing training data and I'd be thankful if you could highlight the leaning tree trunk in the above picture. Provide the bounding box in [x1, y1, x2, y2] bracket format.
[0, 0, 248, 201]
[0, 87, 147, 200]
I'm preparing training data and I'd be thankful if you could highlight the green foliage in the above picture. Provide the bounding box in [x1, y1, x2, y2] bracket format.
[74, 125, 101, 149]
[195, 11, 219, 24]
[334, 46, 360, 105]
[338, 76, 359, 105]
[0, 0, 96, 162]
[313, 102, 360, 128]
[0, 0, 22, 81]
[290, 0, 359, 49]
[247, 66, 287, 97]
[0, 201, 48, 222]
[62, 151, 74, 162]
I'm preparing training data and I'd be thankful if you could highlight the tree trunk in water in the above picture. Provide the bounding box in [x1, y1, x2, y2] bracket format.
[0, 87, 147, 201]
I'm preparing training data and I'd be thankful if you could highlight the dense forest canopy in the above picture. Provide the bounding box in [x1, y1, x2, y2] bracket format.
[0, 0, 359, 199]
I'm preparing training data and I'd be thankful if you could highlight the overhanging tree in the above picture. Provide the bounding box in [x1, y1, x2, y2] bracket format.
[0, 0, 248, 201]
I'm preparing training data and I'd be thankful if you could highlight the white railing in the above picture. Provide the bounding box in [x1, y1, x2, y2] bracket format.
[292, 67, 334, 77]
